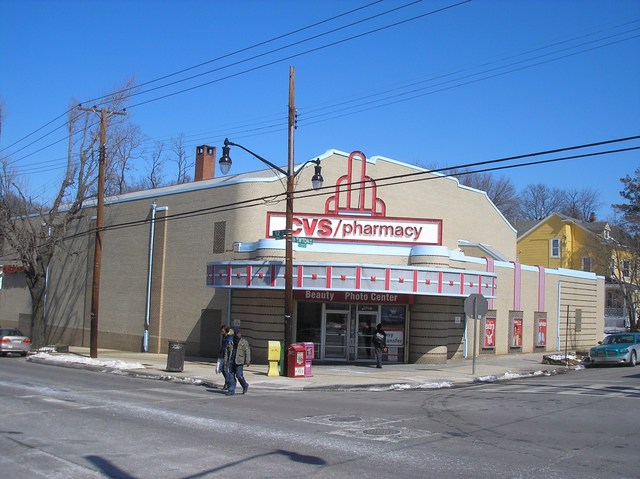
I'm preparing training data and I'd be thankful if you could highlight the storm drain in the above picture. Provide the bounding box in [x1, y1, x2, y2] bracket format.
[363, 428, 401, 436]
[329, 416, 362, 423]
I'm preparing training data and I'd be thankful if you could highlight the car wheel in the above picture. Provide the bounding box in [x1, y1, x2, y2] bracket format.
[629, 351, 637, 367]
[20, 351, 28, 357]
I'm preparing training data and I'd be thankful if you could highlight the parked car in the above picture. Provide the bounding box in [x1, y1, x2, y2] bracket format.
[0, 328, 32, 356]
[589, 333, 640, 367]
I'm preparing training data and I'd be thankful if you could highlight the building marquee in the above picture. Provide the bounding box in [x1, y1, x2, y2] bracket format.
[207, 261, 497, 299]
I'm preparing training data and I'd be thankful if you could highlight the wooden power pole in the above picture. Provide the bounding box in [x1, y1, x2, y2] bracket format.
[78, 106, 125, 358]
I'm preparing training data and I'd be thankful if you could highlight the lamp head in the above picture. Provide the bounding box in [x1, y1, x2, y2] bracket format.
[311, 159, 323, 190]
[219, 138, 232, 175]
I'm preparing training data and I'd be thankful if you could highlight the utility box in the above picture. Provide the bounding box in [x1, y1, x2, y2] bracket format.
[166, 340, 185, 372]
[267, 340, 281, 377]
[287, 343, 305, 378]
[302, 342, 314, 377]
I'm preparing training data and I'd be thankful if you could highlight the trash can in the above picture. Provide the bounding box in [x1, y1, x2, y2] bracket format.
[166, 340, 186, 372]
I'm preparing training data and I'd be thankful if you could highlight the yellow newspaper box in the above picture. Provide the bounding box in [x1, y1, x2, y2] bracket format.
[267, 341, 281, 377]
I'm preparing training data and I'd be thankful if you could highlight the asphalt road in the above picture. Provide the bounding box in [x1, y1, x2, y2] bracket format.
[1, 357, 638, 478]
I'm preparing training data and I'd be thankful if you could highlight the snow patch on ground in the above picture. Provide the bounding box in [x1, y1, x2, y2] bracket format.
[369, 381, 452, 391]
[546, 354, 577, 361]
[29, 352, 146, 370]
[476, 370, 548, 383]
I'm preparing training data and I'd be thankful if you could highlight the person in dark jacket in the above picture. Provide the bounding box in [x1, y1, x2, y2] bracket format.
[372, 323, 387, 368]
[218, 325, 234, 390]
[224, 328, 251, 396]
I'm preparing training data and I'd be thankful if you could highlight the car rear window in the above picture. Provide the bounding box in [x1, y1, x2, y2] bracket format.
[0, 329, 22, 336]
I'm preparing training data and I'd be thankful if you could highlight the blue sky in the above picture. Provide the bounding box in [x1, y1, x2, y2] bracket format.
[1, 0, 639, 219]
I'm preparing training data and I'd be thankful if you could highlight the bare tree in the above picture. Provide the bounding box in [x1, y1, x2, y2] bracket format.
[559, 187, 601, 221]
[0, 87, 131, 346]
[105, 123, 143, 195]
[612, 167, 640, 331]
[517, 183, 566, 221]
[445, 168, 520, 224]
[171, 134, 192, 184]
[144, 141, 166, 189]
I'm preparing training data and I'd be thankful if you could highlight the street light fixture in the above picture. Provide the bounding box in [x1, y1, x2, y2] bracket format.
[219, 138, 323, 370]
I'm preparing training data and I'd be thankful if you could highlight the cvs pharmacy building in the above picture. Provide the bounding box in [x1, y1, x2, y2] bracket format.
[207, 149, 601, 364]
[0, 146, 603, 365]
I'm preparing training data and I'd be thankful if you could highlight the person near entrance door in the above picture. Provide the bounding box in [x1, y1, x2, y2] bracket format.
[372, 323, 387, 368]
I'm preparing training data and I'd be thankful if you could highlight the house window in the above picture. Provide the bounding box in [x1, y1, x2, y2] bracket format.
[603, 229, 610, 240]
[582, 257, 592, 272]
[550, 238, 560, 258]
[622, 259, 631, 278]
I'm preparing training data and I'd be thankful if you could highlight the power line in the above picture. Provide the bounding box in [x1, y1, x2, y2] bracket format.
[4, 2, 638, 183]
[0, 0, 416, 156]
[2, 0, 469, 175]
[50, 135, 640, 245]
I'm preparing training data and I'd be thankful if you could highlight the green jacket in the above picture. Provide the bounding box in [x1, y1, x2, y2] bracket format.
[225, 337, 251, 366]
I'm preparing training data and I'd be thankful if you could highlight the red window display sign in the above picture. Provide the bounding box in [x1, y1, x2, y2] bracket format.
[512, 318, 523, 347]
[536, 318, 547, 347]
[483, 317, 496, 348]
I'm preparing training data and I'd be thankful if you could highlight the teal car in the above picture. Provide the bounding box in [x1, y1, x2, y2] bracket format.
[589, 333, 640, 367]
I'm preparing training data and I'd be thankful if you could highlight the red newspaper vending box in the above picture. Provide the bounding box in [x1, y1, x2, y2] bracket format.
[287, 344, 305, 378]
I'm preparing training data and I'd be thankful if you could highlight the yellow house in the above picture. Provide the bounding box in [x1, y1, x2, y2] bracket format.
[517, 213, 635, 331]
[516, 213, 611, 273]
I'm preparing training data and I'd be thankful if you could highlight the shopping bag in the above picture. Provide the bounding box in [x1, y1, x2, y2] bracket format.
[215, 358, 223, 374]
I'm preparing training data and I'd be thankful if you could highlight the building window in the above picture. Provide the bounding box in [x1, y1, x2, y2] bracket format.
[582, 256, 592, 272]
[550, 238, 560, 258]
[603, 229, 610, 240]
[622, 259, 631, 278]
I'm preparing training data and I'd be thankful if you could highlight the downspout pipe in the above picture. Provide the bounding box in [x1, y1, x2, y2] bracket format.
[557, 281, 563, 351]
[143, 202, 157, 352]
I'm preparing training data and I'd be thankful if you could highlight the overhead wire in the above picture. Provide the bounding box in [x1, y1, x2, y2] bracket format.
[2, 0, 471, 181]
[49, 134, 640, 243]
[3, 1, 639, 192]
[0, 0, 418, 157]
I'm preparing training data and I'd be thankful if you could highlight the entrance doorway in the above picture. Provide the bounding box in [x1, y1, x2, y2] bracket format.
[356, 307, 379, 361]
[295, 301, 406, 362]
[324, 309, 349, 359]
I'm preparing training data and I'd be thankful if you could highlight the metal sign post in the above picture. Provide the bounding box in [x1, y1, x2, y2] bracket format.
[464, 294, 489, 375]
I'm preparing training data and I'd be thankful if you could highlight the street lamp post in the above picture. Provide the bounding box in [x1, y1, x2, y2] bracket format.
[218, 139, 323, 373]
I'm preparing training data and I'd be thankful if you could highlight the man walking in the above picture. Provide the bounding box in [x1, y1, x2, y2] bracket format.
[372, 323, 387, 368]
[224, 328, 251, 396]
[218, 325, 234, 391]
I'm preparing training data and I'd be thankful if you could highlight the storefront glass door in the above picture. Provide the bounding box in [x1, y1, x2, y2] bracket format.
[356, 308, 378, 361]
[323, 308, 349, 360]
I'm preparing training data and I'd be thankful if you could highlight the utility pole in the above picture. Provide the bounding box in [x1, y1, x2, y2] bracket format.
[284, 66, 296, 368]
[78, 106, 125, 358]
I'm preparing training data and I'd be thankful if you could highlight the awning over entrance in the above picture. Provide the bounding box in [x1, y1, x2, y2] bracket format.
[206, 261, 497, 299]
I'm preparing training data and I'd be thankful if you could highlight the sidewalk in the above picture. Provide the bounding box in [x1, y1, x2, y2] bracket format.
[27, 347, 580, 391]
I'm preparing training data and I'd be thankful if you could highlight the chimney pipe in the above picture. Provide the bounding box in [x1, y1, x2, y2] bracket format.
[589, 212, 596, 222]
[195, 145, 216, 181]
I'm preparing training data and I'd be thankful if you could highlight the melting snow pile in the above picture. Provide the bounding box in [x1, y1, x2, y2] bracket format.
[30, 352, 146, 370]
